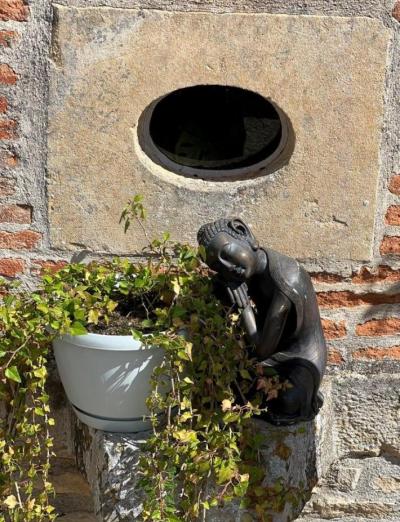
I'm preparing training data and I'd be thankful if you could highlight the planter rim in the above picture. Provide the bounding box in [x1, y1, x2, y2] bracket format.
[56, 332, 158, 351]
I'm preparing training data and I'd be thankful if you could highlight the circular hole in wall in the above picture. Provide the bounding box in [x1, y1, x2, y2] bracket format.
[137, 85, 290, 181]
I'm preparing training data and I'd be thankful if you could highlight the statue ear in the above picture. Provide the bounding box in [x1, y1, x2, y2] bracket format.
[229, 218, 259, 250]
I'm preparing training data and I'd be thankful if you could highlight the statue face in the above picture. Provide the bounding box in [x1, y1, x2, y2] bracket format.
[205, 232, 259, 281]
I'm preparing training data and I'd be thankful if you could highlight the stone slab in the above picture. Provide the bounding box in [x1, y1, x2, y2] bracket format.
[48, 7, 391, 260]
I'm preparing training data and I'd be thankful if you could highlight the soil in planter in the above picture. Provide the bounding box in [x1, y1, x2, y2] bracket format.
[86, 292, 165, 335]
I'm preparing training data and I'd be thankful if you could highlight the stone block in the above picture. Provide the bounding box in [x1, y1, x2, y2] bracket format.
[300, 454, 400, 521]
[73, 379, 334, 521]
[48, 7, 391, 261]
[335, 466, 362, 492]
[332, 375, 400, 458]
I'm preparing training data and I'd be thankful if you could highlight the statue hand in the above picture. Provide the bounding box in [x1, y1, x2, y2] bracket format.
[226, 282, 258, 344]
[226, 282, 250, 310]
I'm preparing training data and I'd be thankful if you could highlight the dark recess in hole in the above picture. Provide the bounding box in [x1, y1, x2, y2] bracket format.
[149, 85, 283, 170]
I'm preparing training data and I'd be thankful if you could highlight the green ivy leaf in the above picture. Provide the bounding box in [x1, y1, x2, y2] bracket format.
[5, 366, 21, 383]
[240, 369, 252, 380]
[69, 321, 87, 336]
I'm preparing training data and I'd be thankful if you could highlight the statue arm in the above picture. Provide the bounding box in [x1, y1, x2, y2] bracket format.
[256, 290, 291, 360]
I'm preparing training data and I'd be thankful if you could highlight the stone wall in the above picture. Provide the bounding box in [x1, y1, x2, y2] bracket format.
[1, 1, 400, 520]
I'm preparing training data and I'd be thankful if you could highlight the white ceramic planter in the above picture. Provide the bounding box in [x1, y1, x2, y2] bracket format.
[53, 333, 164, 432]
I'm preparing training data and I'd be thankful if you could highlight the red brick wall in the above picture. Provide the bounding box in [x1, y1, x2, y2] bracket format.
[312, 180, 400, 371]
[0, 1, 66, 281]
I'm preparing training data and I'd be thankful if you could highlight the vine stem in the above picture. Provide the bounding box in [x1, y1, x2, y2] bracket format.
[234, 378, 247, 405]
[136, 216, 151, 247]
[5, 336, 31, 369]
[14, 481, 22, 510]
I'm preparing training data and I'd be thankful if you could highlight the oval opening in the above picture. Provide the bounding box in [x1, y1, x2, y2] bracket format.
[137, 85, 289, 181]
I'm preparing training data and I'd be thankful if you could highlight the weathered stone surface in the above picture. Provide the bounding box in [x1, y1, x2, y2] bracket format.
[332, 375, 400, 457]
[300, 454, 400, 521]
[48, 8, 390, 261]
[205, 415, 333, 522]
[74, 422, 148, 521]
[73, 379, 334, 522]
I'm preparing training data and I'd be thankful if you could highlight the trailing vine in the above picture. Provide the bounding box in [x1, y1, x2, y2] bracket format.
[0, 282, 57, 521]
[120, 196, 285, 520]
[0, 195, 283, 521]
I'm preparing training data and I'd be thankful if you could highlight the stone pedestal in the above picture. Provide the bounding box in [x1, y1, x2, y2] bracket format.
[73, 381, 334, 522]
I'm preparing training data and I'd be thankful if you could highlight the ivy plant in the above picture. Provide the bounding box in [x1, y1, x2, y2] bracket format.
[0, 196, 284, 521]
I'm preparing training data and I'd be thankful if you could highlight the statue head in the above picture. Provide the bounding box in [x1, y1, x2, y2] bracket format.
[197, 218, 266, 281]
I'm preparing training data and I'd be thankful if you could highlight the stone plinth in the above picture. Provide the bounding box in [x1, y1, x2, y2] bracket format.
[73, 380, 334, 521]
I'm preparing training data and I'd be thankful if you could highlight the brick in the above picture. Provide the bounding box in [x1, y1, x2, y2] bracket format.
[0, 150, 18, 168]
[352, 265, 400, 284]
[0, 178, 15, 197]
[385, 205, 400, 225]
[31, 259, 67, 275]
[310, 272, 345, 284]
[321, 319, 347, 339]
[0, 119, 17, 140]
[0, 230, 41, 250]
[0, 204, 31, 224]
[356, 317, 400, 337]
[0, 30, 17, 47]
[393, 1, 400, 22]
[353, 346, 400, 360]
[0, 96, 7, 113]
[389, 175, 400, 195]
[328, 348, 344, 365]
[380, 236, 400, 255]
[0, 64, 18, 85]
[0, 1, 29, 22]
[317, 291, 400, 308]
[0, 258, 24, 277]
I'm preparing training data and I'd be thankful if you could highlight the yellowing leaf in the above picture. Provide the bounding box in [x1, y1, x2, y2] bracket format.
[221, 399, 232, 412]
[88, 309, 99, 324]
[185, 342, 193, 361]
[33, 367, 47, 379]
[172, 279, 180, 296]
[4, 495, 18, 509]
[107, 300, 118, 313]
[172, 430, 197, 443]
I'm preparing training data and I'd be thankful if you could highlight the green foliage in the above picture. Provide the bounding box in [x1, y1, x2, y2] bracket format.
[0, 280, 56, 522]
[0, 196, 281, 521]
[135, 249, 263, 521]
